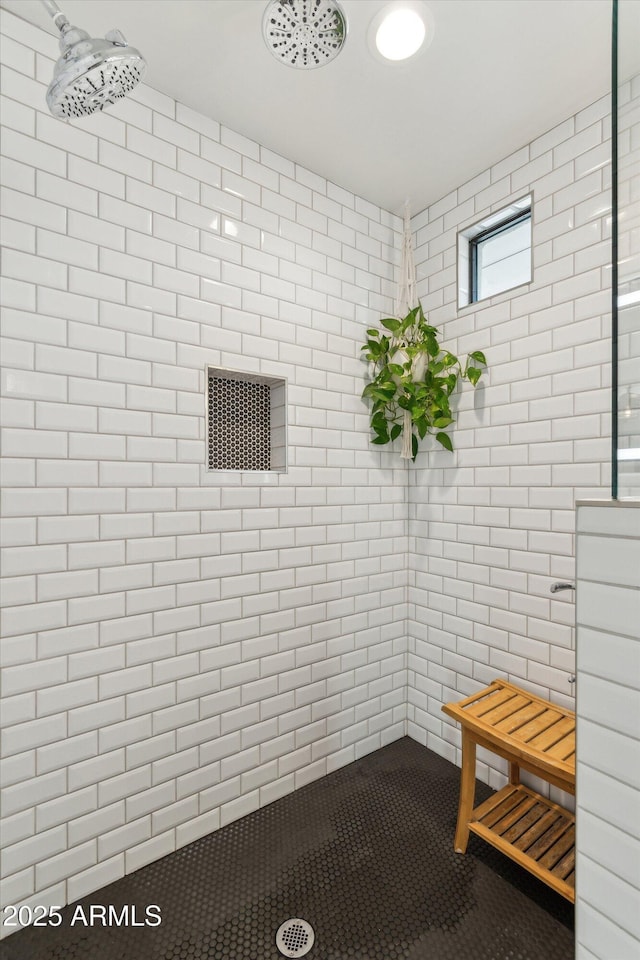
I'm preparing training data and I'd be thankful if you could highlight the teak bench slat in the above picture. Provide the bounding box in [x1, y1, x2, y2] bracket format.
[442, 679, 576, 903]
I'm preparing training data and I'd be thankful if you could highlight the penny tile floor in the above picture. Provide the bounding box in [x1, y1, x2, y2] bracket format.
[2, 737, 573, 960]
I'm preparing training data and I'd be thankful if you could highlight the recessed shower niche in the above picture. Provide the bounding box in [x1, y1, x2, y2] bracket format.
[206, 367, 287, 473]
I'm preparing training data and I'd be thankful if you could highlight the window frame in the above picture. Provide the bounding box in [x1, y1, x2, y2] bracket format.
[468, 208, 532, 304]
[457, 193, 533, 310]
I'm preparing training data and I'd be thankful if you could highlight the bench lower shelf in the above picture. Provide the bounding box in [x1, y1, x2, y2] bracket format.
[468, 783, 575, 903]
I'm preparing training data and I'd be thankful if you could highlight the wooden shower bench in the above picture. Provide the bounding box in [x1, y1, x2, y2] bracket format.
[442, 679, 576, 902]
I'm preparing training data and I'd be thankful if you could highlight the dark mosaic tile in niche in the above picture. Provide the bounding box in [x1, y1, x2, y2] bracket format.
[208, 375, 271, 471]
[2, 739, 573, 960]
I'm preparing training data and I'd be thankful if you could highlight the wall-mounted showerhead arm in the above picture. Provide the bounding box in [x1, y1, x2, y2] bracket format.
[41, 0, 93, 61]
[41, 0, 69, 32]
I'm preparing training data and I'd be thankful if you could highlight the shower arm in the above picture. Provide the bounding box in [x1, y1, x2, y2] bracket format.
[41, 0, 128, 49]
[41, 0, 69, 34]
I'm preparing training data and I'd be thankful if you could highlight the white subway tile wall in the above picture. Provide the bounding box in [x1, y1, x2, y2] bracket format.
[407, 91, 613, 788]
[617, 74, 640, 499]
[575, 504, 640, 960]
[2, 4, 634, 941]
[0, 9, 407, 926]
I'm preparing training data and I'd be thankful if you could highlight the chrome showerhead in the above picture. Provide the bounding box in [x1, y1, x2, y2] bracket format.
[263, 0, 347, 69]
[42, 0, 146, 119]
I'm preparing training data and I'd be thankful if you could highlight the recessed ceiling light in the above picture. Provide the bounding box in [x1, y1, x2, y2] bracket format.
[369, 3, 434, 64]
[377, 8, 424, 60]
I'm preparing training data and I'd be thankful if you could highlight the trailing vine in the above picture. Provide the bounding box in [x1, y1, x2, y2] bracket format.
[361, 302, 487, 460]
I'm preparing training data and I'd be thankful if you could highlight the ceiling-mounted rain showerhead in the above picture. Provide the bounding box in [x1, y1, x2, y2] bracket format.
[42, 0, 146, 119]
[263, 0, 347, 69]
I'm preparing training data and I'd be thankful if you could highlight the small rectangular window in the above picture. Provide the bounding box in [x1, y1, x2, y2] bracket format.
[458, 195, 532, 308]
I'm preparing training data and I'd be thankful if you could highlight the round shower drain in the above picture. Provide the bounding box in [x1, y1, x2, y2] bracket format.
[275, 918, 315, 957]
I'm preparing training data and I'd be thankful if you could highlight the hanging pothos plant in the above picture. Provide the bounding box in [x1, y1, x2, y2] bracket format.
[361, 302, 487, 460]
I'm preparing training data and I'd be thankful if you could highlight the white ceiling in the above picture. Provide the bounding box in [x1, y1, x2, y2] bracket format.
[2, 0, 614, 214]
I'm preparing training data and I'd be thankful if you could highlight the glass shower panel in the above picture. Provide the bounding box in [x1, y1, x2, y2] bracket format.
[615, 0, 640, 498]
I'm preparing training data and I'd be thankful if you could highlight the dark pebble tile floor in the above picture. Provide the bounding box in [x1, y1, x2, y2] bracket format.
[2, 737, 573, 960]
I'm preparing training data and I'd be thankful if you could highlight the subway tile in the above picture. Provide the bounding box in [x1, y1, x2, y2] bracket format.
[99, 139, 152, 181]
[1, 186, 66, 233]
[69, 266, 125, 303]
[578, 534, 640, 588]
[152, 113, 199, 153]
[1, 825, 67, 878]
[100, 248, 153, 285]
[0, 33, 35, 76]
[36, 785, 97, 833]
[1, 217, 36, 255]
[67, 591, 125, 627]
[124, 828, 176, 875]
[127, 126, 176, 168]
[126, 229, 176, 268]
[97, 814, 150, 861]
[4, 248, 67, 289]
[578, 580, 640, 637]
[1, 712, 67, 759]
[0, 277, 36, 313]
[67, 855, 125, 905]
[132, 84, 175, 119]
[127, 178, 176, 219]
[1, 154, 36, 194]
[99, 193, 152, 233]
[0, 90, 35, 137]
[36, 169, 97, 215]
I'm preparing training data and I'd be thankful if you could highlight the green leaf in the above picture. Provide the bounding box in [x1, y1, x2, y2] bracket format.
[433, 417, 453, 428]
[416, 417, 429, 439]
[467, 366, 482, 386]
[411, 434, 419, 460]
[401, 306, 419, 331]
[370, 388, 396, 401]
[469, 350, 487, 365]
[390, 423, 402, 440]
[381, 318, 401, 332]
[366, 328, 380, 337]
[362, 383, 380, 397]
[388, 363, 405, 376]
[371, 435, 390, 445]
[436, 431, 453, 452]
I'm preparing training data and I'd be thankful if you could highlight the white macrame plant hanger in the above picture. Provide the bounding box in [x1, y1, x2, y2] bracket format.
[394, 205, 419, 459]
